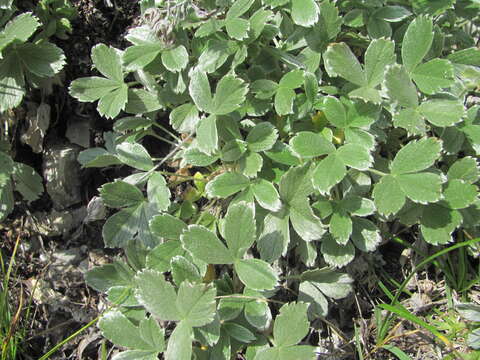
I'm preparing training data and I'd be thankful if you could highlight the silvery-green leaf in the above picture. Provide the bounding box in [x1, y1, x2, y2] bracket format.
[146, 241, 183, 272]
[298, 281, 329, 319]
[85, 260, 133, 292]
[171, 256, 202, 285]
[11, 162, 43, 202]
[312, 154, 345, 194]
[97, 84, 128, 119]
[212, 75, 248, 115]
[300, 268, 353, 299]
[373, 174, 406, 216]
[443, 179, 477, 209]
[99, 310, 152, 350]
[116, 142, 154, 171]
[235, 258, 278, 291]
[147, 172, 170, 211]
[456, 303, 480, 322]
[252, 179, 282, 212]
[390, 138, 442, 175]
[273, 302, 309, 347]
[91, 44, 124, 82]
[418, 99, 465, 127]
[125, 88, 163, 114]
[139, 317, 165, 352]
[206, 172, 250, 198]
[226, 17, 250, 40]
[329, 209, 352, 245]
[291, 0, 319, 27]
[336, 143, 373, 171]
[123, 44, 161, 71]
[351, 218, 381, 252]
[169, 103, 199, 133]
[183, 147, 219, 167]
[0, 49, 25, 112]
[161, 45, 188, 72]
[340, 195, 376, 218]
[401, 16, 433, 73]
[290, 131, 335, 158]
[17, 42, 65, 78]
[0, 13, 40, 51]
[274, 87, 295, 115]
[196, 115, 218, 155]
[197, 39, 232, 73]
[393, 108, 425, 135]
[323, 96, 348, 128]
[189, 68, 212, 113]
[246, 122, 278, 152]
[112, 350, 159, 360]
[324, 43, 366, 87]
[447, 157, 479, 183]
[164, 321, 192, 360]
[289, 197, 325, 241]
[420, 203, 462, 245]
[224, 202, 256, 259]
[372, 6, 411, 22]
[226, 0, 255, 19]
[397, 172, 443, 204]
[100, 180, 144, 208]
[103, 206, 139, 248]
[239, 151, 264, 178]
[176, 282, 216, 326]
[411, 59, 454, 94]
[222, 139, 247, 162]
[344, 128, 375, 151]
[244, 288, 272, 330]
[223, 322, 257, 343]
[364, 38, 395, 87]
[181, 225, 234, 264]
[383, 64, 418, 108]
[257, 209, 290, 262]
[135, 269, 181, 321]
[321, 235, 355, 267]
[149, 214, 186, 240]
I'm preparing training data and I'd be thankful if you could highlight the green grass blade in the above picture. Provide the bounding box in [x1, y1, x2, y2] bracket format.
[381, 344, 412, 360]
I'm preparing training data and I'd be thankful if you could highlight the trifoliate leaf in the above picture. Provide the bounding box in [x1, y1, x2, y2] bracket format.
[169, 103, 199, 133]
[17, 42, 65, 77]
[373, 175, 406, 216]
[411, 59, 454, 94]
[384, 64, 418, 108]
[443, 179, 477, 209]
[99, 310, 153, 350]
[291, 0, 319, 27]
[420, 203, 462, 245]
[112, 350, 159, 360]
[235, 258, 278, 291]
[289, 197, 325, 241]
[243, 288, 272, 330]
[189, 68, 212, 113]
[147, 173, 170, 211]
[161, 45, 188, 72]
[252, 179, 282, 212]
[279, 70, 305, 89]
[164, 321, 192, 360]
[11, 163, 43, 202]
[298, 281, 329, 319]
[396, 172, 443, 204]
[91, 44, 124, 82]
[183, 147, 219, 166]
[223, 322, 257, 343]
[196, 115, 218, 154]
[100, 180, 144, 208]
[0, 13, 40, 51]
[176, 282, 216, 326]
[206, 172, 250, 198]
[116, 142, 154, 171]
[146, 241, 183, 272]
[329, 209, 352, 245]
[351, 218, 381, 252]
[135, 270, 181, 321]
[321, 235, 355, 267]
[447, 157, 479, 183]
[364, 38, 395, 87]
[418, 99, 465, 127]
[123, 44, 161, 71]
[290, 131, 335, 158]
[0, 50, 25, 112]
[224, 202, 256, 259]
[97, 84, 128, 119]
[181, 225, 234, 264]
[212, 75, 248, 115]
[390, 138, 442, 174]
[246, 122, 278, 152]
[323, 96, 348, 128]
[401, 16, 433, 73]
[273, 302, 310, 347]
[324, 43, 366, 87]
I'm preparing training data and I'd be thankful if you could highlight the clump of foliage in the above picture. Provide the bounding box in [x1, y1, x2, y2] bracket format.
[69, 0, 480, 358]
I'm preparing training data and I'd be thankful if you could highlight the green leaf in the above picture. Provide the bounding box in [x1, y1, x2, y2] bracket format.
[279, 164, 313, 203]
[252, 179, 282, 212]
[0, 12, 39, 46]
[324, 43, 366, 87]
[291, 0, 319, 27]
[147, 173, 170, 211]
[196, 115, 218, 155]
[223, 322, 257, 343]
[390, 138, 442, 174]
[300, 268, 353, 299]
[17, 42, 65, 77]
[0, 180, 14, 221]
[273, 302, 309, 347]
[443, 179, 477, 209]
[274, 87, 295, 115]
[336, 143, 373, 171]
[69, 77, 121, 102]
[123, 44, 161, 71]
[227, 0, 255, 19]
[321, 235, 355, 267]
[100, 180, 144, 208]
[401, 16, 433, 73]
[189, 68, 212, 113]
[447, 47, 480, 66]
[183, 147, 219, 166]
[103, 206, 139, 248]
[384, 64, 418, 108]
[0, 50, 25, 112]
[222, 139, 247, 161]
[289, 197, 325, 241]
[161, 45, 188, 72]
[290, 131, 335, 158]
[164, 321, 192, 360]
[239, 151, 263, 178]
[85, 261, 133, 292]
[206, 172, 250, 198]
[411, 59, 454, 94]
[97, 84, 128, 119]
[11, 163, 43, 202]
[246, 122, 278, 152]
[112, 350, 159, 360]
[125, 89, 163, 114]
[91, 44, 124, 82]
[235, 258, 278, 291]
[224, 202, 256, 259]
[396, 172, 443, 204]
[447, 157, 479, 184]
[323, 96, 347, 128]
[139, 317, 165, 351]
[418, 99, 465, 127]
[393, 108, 425, 135]
[226, 17, 250, 40]
[197, 39, 233, 73]
[116, 142, 154, 171]
[146, 241, 183, 272]
[99, 310, 153, 350]
[312, 154, 346, 194]
[181, 225, 234, 264]
[258, 209, 290, 262]
[171, 255, 201, 285]
[364, 38, 395, 87]
[298, 281, 328, 319]
[212, 75, 248, 115]
[135, 269, 180, 321]
[420, 203, 462, 245]
[329, 209, 352, 245]
[351, 218, 381, 252]
[176, 282, 216, 326]
[169, 103, 199, 133]
[373, 6, 412, 22]
[372, 175, 406, 216]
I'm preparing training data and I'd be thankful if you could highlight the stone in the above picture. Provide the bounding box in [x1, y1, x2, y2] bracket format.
[66, 117, 91, 148]
[43, 144, 82, 209]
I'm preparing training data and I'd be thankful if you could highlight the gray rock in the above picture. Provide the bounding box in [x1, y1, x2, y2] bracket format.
[66, 117, 91, 148]
[30, 207, 87, 238]
[43, 144, 82, 209]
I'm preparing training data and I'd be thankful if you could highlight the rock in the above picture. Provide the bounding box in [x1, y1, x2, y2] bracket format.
[43, 144, 82, 209]
[21, 102, 51, 153]
[29, 207, 86, 238]
[84, 196, 106, 222]
[66, 117, 91, 148]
